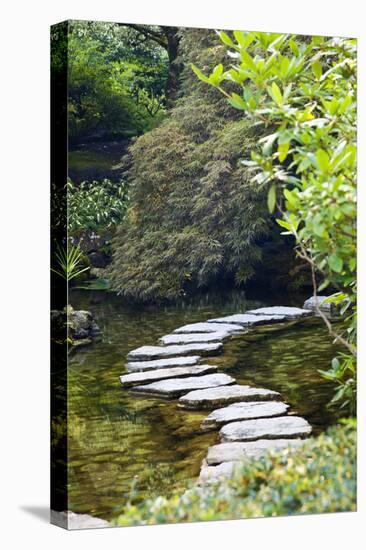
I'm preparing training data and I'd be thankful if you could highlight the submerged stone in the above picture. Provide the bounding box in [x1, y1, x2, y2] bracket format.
[246, 306, 312, 319]
[132, 373, 235, 398]
[202, 401, 289, 430]
[206, 439, 306, 465]
[120, 364, 217, 387]
[207, 313, 285, 326]
[173, 322, 245, 334]
[127, 342, 223, 361]
[159, 332, 229, 345]
[178, 384, 282, 409]
[126, 355, 201, 372]
[220, 416, 312, 442]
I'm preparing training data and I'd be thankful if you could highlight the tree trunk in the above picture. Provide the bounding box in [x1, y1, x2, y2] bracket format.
[163, 28, 181, 106]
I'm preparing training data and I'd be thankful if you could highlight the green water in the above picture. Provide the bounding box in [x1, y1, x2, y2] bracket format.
[67, 289, 340, 521]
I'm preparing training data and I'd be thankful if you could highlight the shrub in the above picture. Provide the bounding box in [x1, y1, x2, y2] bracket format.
[113, 421, 356, 526]
[193, 32, 357, 412]
[67, 179, 129, 234]
[108, 29, 298, 302]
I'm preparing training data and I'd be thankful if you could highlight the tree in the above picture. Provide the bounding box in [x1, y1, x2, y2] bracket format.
[67, 21, 168, 141]
[121, 24, 181, 104]
[193, 31, 356, 412]
[108, 29, 302, 301]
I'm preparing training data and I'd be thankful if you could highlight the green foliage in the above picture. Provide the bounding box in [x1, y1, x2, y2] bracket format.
[51, 242, 90, 282]
[196, 31, 356, 412]
[67, 179, 129, 234]
[113, 421, 356, 526]
[109, 29, 283, 301]
[67, 21, 168, 140]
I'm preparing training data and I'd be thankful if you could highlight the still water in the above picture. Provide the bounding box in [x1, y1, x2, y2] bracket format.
[67, 289, 341, 520]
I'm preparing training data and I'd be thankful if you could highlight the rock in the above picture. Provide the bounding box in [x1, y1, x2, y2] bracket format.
[198, 460, 237, 485]
[50, 510, 109, 530]
[207, 313, 285, 326]
[246, 306, 312, 319]
[178, 384, 282, 409]
[132, 373, 235, 398]
[174, 322, 245, 334]
[67, 306, 101, 341]
[127, 342, 223, 362]
[202, 401, 289, 430]
[120, 364, 217, 387]
[159, 332, 230, 345]
[303, 295, 346, 315]
[88, 250, 109, 268]
[206, 439, 306, 465]
[126, 355, 201, 373]
[220, 416, 312, 442]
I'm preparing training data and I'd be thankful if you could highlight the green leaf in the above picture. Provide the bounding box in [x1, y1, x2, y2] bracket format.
[228, 92, 247, 110]
[316, 149, 330, 174]
[267, 184, 277, 213]
[191, 64, 210, 84]
[329, 254, 343, 273]
[312, 60, 322, 79]
[240, 50, 257, 72]
[276, 218, 292, 231]
[278, 142, 289, 162]
[218, 31, 235, 48]
[269, 82, 283, 106]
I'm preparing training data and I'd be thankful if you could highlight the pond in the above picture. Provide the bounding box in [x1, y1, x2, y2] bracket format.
[68, 139, 129, 183]
[67, 288, 341, 521]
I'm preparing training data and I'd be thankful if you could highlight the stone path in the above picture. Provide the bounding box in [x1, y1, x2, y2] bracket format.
[120, 303, 315, 488]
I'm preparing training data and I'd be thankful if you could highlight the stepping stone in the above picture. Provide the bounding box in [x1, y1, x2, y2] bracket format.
[207, 313, 285, 326]
[120, 364, 217, 387]
[132, 373, 235, 398]
[220, 416, 312, 442]
[178, 384, 282, 409]
[174, 322, 245, 334]
[126, 355, 201, 373]
[202, 401, 289, 430]
[198, 460, 237, 485]
[127, 342, 223, 362]
[51, 510, 110, 530]
[159, 332, 229, 345]
[246, 306, 312, 319]
[206, 439, 306, 465]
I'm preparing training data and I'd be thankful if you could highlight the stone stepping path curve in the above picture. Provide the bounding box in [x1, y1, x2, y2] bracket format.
[120, 364, 218, 387]
[120, 304, 315, 487]
[131, 373, 235, 398]
[201, 401, 290, 430]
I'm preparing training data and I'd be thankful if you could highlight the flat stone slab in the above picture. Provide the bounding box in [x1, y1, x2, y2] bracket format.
[202, 401, 289, 430]
[127, 342, 223, 362]
[126, 355, 201, 373]
[51, 510, 110, 530]
[198, 460, 237, 485]
[179, 384, 282, 409]
[206, 439, 306, 465]
[174, 322, 245, 334]
[246, 306, 312, 319]
[220, 416, 312, 442]
[207, 313, 285, 326]
[132, 373, 235, 398]
[159, 332, 230, 345]
[120, 364, 217, 387]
